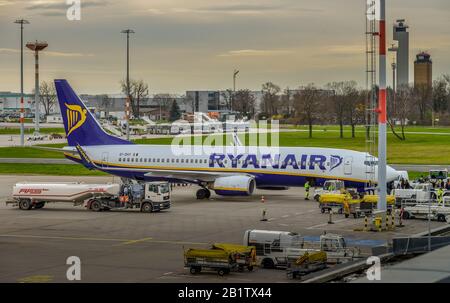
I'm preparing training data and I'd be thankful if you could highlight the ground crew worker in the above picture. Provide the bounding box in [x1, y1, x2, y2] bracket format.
[437, 187, 444, 205]
[305, 181, 310, 200]
[328, 182, 335, 191]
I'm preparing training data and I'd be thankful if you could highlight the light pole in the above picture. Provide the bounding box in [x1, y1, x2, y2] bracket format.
[121, 29, 135, 140]
[26, 41, 48, 136]
[232, 69, 239, 111]
[14, 19, 29, 146]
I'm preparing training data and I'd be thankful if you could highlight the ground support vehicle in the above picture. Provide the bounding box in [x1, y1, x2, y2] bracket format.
[344, 195, 395, 218]
[87, 182, 171, 212]
[184, 248, 237, 276]
[211, 243, 257, 272]
[402, 204, 450, 223]
[6, 181, 170, 213]
[286, 251, 327, 279]
[319, 192, 362, 215]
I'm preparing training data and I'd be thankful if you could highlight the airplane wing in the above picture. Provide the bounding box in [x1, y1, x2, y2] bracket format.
[144, 169, 248, 182]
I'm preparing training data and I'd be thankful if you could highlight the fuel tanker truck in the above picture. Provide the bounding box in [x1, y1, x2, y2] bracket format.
[6, 181, 171, 213]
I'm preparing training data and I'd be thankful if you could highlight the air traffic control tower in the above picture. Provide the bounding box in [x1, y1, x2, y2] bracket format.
[393, 19, 409, 86]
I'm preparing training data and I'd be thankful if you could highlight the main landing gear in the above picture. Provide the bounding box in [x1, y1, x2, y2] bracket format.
[196, 188, 211, 200]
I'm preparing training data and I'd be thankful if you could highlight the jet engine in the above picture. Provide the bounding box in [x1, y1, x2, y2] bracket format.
[213, 176, 255, 196]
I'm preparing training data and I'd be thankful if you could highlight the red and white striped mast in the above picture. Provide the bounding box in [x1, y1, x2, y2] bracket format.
[377, 0, 387, 211]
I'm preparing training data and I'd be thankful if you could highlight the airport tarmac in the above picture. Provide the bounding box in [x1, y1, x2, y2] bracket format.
[0, 175, 445, 283]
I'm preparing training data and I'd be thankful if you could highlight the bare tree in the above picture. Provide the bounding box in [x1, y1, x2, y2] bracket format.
[153, 94, 172, 120]
[414, 83, 432, 125]
[261, 82, 281, 116]
[100, 94, 111, 116]
[120, 79, 149, 118]
[281, 87, 295, 117]
[39, 81, 56, 116]
[293, 83, 323, 138]
[347, 87, 365, 138]
[433, 75, 450, 115]
[387, 84, 413, 140]
[233, 89, 256, 118]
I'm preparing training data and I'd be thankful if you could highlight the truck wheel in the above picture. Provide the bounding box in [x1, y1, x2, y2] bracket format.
[402, 211, 410, 220]
[90, 200, 102, 212]
[190, 267, 198, 275]
[141, 202, 153, 213]
[320, 208, 325, 214]
[437, 214, 446, 222]
[262, 258, 275, 269]
[19, 199, 32, 210]
[34, 202, 45, 209]
[217, 269, 226, 276]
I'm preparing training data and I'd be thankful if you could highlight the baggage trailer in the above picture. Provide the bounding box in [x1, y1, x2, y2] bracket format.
[286, 251, 327, 279]
[319, 193, 395, 218]
[402, 204, 450, 223]
[184, 248, 237, 276]
[211, 243, 257, 272]
[6, 181, 170, 213]
[344, 195, 395, 218]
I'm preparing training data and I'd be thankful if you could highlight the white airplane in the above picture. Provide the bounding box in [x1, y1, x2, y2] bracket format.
[50, 80, 399, 199]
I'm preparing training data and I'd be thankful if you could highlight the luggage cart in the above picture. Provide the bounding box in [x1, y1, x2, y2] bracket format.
[184, 248, 237, 276]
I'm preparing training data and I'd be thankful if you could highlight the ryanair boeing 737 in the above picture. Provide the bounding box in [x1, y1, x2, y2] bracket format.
[50, 80, 399, 199]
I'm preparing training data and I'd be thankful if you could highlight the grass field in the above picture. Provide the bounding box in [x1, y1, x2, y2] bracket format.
[0, 163, 107, 176]
[284, 125, 450, 134]
[0, 128, 65, 135]
[1, 127, 449, 164]
[136, 130, 450, 164]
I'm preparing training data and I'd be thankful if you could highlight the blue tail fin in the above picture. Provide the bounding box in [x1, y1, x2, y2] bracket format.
[54, 79, 133, 146]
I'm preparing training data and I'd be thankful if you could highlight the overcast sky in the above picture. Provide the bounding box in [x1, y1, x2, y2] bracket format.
[0, 0, 449, 94]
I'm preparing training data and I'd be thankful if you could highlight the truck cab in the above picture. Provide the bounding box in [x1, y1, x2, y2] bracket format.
[97, 181, 171, 213]
[144, 182, 171, 203]
[319, 234, 347, 252]
[429, 169, 448, 182]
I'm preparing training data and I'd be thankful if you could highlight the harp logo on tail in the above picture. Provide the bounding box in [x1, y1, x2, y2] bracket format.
[65, 103, 87, 136]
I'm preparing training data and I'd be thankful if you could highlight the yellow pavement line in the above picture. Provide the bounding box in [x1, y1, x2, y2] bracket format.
[0, 234, 130, 242]
[119, 237, 153, 245]
[18, 275, 53, 283]
[0, 234, 207, 246]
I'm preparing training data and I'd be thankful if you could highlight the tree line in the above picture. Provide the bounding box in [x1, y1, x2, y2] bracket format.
[36, 74, 450, 136]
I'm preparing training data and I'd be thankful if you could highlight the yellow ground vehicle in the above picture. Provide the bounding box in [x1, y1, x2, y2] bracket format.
[343, 195, 395, 218]
[286, 251, 327, 279]
[184, 248, 237, 276]
[320, 192, 395, 218]
[212, 243, 257, 272]
[319, 191, 362, 214]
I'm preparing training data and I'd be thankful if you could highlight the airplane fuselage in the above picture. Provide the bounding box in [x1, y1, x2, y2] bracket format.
[65, 145, 397, 189]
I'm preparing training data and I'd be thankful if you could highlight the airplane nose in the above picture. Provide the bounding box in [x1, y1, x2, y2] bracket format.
[387, 166, 400, 182]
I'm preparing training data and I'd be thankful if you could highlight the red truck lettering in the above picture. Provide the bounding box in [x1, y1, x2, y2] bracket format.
[18, 188, 49, 194]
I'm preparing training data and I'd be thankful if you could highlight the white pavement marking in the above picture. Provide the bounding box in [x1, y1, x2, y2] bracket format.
[307, 219, 348, 230]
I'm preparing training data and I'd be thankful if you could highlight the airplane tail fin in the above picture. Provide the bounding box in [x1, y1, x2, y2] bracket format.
[54, 79, 133, 146]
